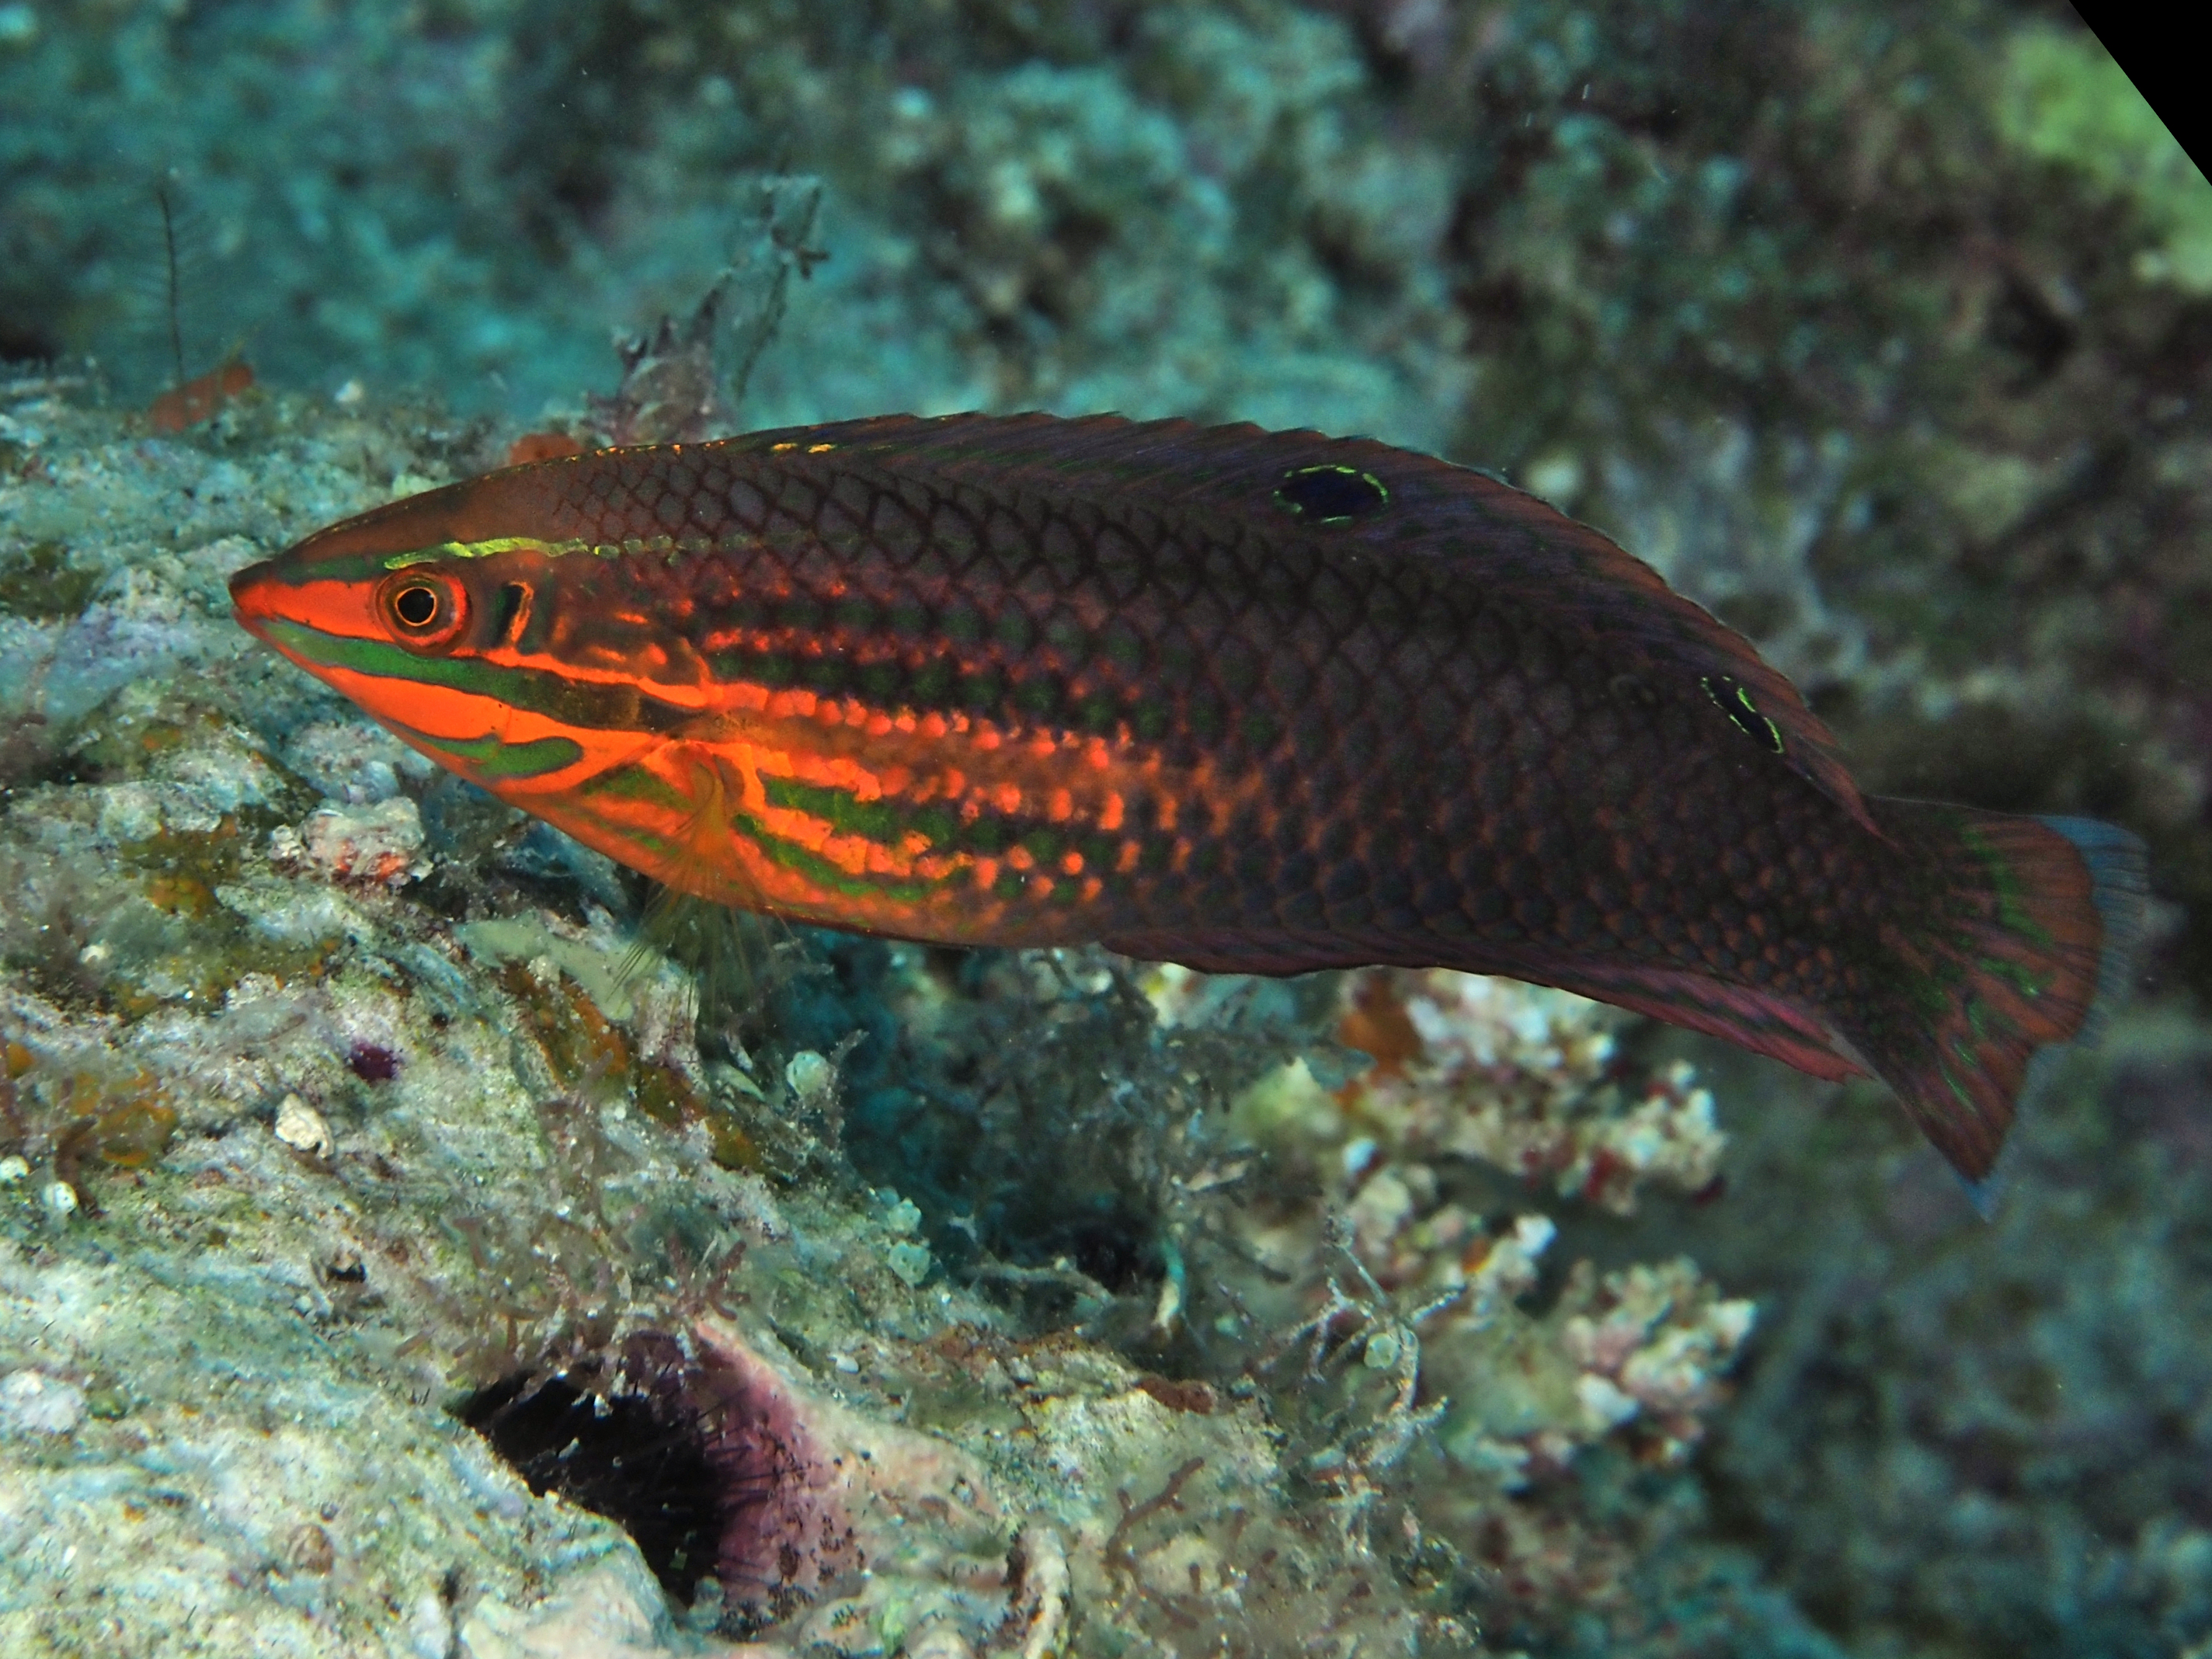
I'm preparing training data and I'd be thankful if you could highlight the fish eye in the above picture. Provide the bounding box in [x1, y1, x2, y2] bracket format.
[377, 571, 469, 650]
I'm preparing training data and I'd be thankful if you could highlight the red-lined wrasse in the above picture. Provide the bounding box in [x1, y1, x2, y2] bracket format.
[230, 414, 2147, 1185]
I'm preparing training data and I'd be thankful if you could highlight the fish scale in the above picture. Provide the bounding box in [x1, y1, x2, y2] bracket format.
[231, 412, 2148, 1185]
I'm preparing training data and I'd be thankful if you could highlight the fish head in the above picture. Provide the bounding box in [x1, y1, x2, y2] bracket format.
[229, 469, 557, 663]
[228, 466, 626, 795]
[229, 532, 477, 667]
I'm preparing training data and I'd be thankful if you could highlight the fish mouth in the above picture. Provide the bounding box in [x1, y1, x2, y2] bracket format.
[228, 558, 283, 644]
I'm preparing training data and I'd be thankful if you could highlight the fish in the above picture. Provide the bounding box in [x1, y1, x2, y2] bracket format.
[149, 357, 253, 434]
[229, 413, 2148, 1185]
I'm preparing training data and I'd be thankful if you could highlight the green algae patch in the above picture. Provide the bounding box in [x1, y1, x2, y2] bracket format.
[0, 541, 99, 620]
[1998, 26, 2212, 292]
[497, 961, 635, 1102]
[81, 1094, 180, 1170]
[456, 915, 652, 1022]
[123, 817, 253, 921]
[105, 821, 329, 1011]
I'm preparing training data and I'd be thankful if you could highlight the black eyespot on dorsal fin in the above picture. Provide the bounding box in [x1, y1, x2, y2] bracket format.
[1702, 675, 1786, 755]
[1273, 464, 1389, 524]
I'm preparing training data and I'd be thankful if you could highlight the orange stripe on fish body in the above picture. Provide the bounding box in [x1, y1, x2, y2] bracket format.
[230, 414, 2147, 1184]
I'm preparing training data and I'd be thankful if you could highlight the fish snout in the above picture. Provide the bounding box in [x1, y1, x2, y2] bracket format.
[228, 558, 283, 641]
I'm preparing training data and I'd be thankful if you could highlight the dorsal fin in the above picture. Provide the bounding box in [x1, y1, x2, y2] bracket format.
[715, 413, 1873, 832]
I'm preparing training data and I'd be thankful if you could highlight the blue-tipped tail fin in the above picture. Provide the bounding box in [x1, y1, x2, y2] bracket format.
[1849, 801, 2149, 1189]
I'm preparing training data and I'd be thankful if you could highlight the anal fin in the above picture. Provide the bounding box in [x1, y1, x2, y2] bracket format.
[1102, 927, 1864, 1082]
[1524, 958, 1864, 1082]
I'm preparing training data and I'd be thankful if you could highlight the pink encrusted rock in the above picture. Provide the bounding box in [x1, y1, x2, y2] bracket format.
[686, 1315, 1015, 1645]
[282, 796, 430, 886]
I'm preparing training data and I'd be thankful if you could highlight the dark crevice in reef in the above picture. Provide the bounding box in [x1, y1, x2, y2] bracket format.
[460, 1336, 727, 1609]
[457, 1330, 846, 1636]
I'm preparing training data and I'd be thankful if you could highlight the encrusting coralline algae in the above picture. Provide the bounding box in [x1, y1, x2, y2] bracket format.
[0, 389, 1771, 1654]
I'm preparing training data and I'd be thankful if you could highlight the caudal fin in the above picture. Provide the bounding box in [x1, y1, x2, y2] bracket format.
[1850, 798, 2148, 1186]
